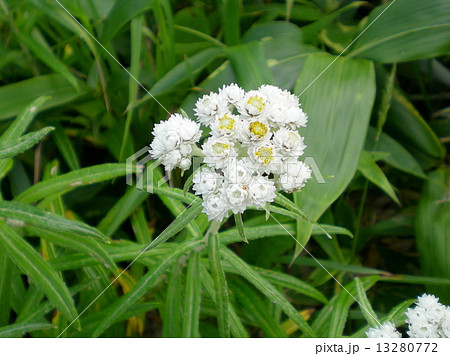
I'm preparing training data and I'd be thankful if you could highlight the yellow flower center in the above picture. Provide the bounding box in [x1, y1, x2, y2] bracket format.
[218, 114, 235, 131]
[249, 121, 268, 139]
[212, 142, 230, 155]
[255, 146, 274, 165]
[247, 96, 266, 112]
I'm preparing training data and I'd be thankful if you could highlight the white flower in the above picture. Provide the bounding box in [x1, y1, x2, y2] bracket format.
[193, 167, 223, 197]
[405, 306, 428, 326]
[224, 183, 249, 214]
[366, 322, 402, 338]
[248, 175, 276, 207]
[272, 128, 306, 158]
[202, 191, 229, 221]
[407, 323, 439, 338]
[249, 143, 282, 174]
[202, 137, 237, 169]
[159, 149, 182, 171]
[238, 118, 272, 145]
[416, 294, 445, 324]
[194, 92, 228, 126]
[237, 90, 269, 117]
[223, 158, 252, 185]
[168, 113, 202, 143]
[439, 307, 450, 337]
[210, 113, 239, 138]
[278, 160, 312, 193]
[218, 83, 244, 106]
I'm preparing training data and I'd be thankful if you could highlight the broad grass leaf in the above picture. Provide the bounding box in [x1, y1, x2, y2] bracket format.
[349, 0, 450, 63]
[293, 54, 376, 254]
[416, 168, 450, 304]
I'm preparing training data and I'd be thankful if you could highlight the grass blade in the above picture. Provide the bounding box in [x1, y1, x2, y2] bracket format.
[0, 322, 55, 338]
[0, 127, 54, 160]
[0, 220, 79, 329]
[355, 277, 379, 327]
[182, 251, 201, 337]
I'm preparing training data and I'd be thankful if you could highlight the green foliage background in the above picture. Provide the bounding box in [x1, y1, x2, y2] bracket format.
[0, 0, 449, 337]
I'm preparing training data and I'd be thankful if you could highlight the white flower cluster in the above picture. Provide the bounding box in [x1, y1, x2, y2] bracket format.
[149, 114, 201, 171]
[366, 322, 402, 338]
[405, 293, 450, 338]
[366, 293, 450, 338]
[150, 84, 312, 221]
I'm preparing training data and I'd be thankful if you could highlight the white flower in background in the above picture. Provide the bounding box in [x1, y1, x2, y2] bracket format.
[150, 83, 311, 221]
[194, 92, 228, 126]
[202, 191, 229, 221]
[272, 127, 306, 158]
[248, 175, 276, 207]
[219, 83, 245, 106]
[366, 322, 402, 338]
[278, 160, 312, 193]
[193, 167, 222, 197]
[202, 137, 237, 169]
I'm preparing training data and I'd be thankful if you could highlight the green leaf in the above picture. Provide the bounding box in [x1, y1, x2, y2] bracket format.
[182, 251, 201, 337]
[222, 0, 240, 46]
[0, 96, 50, 144]
[0, 220, 79, 329]
[416, 168, 450, 304]
[15, 163, 137, 204]
[162, 263, 184, 337]
[222, 248, 316, 337]
[17, 32, 80, 90]
[0, 249, 12, 326]
[208, 223, 230, 338]
[0, 201, 108, 242]
[293, 53, 375, 254]
[357, 150, 400, 205]
[365, 127, 426, 179]
[349, 0, 450, 63]
[224, 41, 273, 90]
[355, 278, 379, 328]
[101, 0, 154, 43]
[0, 127, 54, 160]
[91, 240, 203, 337]
[230, 279, 287, 337]
[0, 74, 89, 121]
[0, 322, 55, 338]
[385, 89, 444, 159]
[52, 123, 80, 171]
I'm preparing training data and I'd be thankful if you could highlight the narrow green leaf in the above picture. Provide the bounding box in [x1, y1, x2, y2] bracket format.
[357, 150, 400, 205]
[0, 201, 108, 242]
[182, 252, 201, 337]
[0, 127, 54, 160]
[52, 123, 80, 170]
[222, 248, 316, 337]
[0, 249, 12, 326]
[91, 240, 203, 337]
[0, 96, 50, 144]
[101, 0, 154, 43]
[17, 32, 80, 90]
[0, 322, 55, 338]
[162, 263, 184, 337]
[15, 163, 138, 204]
[0, 220, 79, 328]
[208, 223, 230, 338]
[0, 74, 89, 121]
[355, 278, 379, 327]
